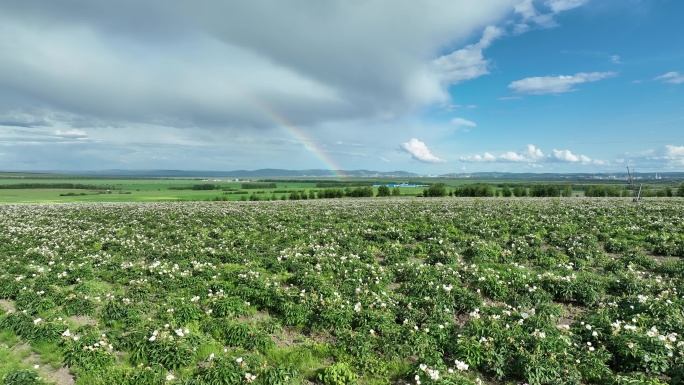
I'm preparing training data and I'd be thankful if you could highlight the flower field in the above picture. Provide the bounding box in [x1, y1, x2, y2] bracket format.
[1, 198, 683, 385]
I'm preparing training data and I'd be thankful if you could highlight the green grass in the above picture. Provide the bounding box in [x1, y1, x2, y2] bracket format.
[0, 176, 677, 203]
[265, 343, 332, 378]
[0, 345, 32, 381]
[30, 342, 63, 370]
[0, 329, 21, 347]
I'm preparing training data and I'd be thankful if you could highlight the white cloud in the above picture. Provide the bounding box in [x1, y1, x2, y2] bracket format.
[499, 144, 544, 162]
[0, 0, 518, 131]
[548, 149, 598, 164]
[451, 117, 477, 128]
[514, 0, 555, 29]
[432, 26, 503, 84]
[509, 72, 616, 94]
[549, 149, 579, 162]
[624, 145, 684, 169]
[611, 55, 621, 64]
[461, 144, 602, 165]
[499, 151, 527, 162]
[545, 0, 588, 13]
[655, 72, 684, 84]
[54, 129, 87, 138]
[665, 145, 684, 157]
[460, 152, 497, 162]
[513, 0, 587, 32]
[401, 138, 446, 164]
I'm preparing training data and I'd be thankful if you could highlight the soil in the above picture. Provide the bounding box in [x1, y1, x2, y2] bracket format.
[13, 344, 75, 385]
[67, 315, 99, 326]
[0, 299, 15, 313]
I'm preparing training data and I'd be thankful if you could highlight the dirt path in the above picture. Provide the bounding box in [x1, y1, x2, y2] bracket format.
[24, 351, 75, 385]
[8, 342, 75, 385]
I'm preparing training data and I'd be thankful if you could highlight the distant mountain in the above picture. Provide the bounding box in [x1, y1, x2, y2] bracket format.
[442, 172, 684, 180]
[64, 169, 419, 178]
[3, 169, 683, 180]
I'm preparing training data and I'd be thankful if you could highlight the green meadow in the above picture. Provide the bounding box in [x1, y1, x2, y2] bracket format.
[0, 174, 680, 203]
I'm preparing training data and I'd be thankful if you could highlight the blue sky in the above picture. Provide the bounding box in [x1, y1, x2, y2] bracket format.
[0, 0, 682, 174]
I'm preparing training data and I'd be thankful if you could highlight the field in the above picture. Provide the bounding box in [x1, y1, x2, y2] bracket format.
[1, 198, 683, 385]
[0, 175, 681, 204]
[0, 178, 427, 203]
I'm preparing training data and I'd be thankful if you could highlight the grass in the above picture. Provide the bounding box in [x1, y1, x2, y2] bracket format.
[265, 343, 332, 378]
[0, 345, 33, 381]
[0, 176, 677, 203]
[0, 177, 402, 203]
[30, 342, 64, 370]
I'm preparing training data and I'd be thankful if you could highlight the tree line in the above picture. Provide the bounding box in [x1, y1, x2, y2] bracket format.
[223, 182, 684, 201]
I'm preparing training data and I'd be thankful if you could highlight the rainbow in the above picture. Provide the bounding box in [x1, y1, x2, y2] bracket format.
[221, 78, 345, 178]
[249, 99, 346, 179]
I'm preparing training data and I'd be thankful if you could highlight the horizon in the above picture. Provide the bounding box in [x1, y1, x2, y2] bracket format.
[0, 1, 683, 174]
[2, 167, 682, 179]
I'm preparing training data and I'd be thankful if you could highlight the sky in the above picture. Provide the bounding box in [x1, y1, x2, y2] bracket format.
[0, 0, 682, 174]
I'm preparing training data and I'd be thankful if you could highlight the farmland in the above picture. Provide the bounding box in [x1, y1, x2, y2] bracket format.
[0, 174, 682, 204]
[1, 198, 683, 384]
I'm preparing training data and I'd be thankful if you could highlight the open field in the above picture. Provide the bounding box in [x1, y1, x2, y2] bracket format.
[0, 176, 681, 203]
[1, 198, 683, 384]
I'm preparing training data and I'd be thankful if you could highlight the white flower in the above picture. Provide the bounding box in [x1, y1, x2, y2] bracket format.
[166, 373, 175, 381]
[455, 359, 469, 371]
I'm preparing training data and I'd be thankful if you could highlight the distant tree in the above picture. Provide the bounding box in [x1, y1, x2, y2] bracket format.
[585, 185, 606, 197]
[512, 185, 527, 197]
[346, 186, 373, 197]
[561, 185, 573, 197]
[391, 187, 401, 196]
[480, 184, 495, 197]
[502, 185, 512, 197]
[665, 187, 673, 197]
[192, 184, 216, 190]
[678, 183, 684, 197]
[377, 185, 390, 197]
[308, 190, 316, 199]
[424, 184, 447, 197]
[605, 185, 622, 197]
[531, 185, 547, 197]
